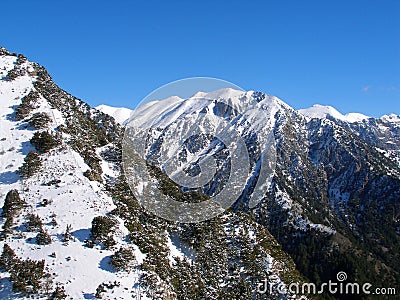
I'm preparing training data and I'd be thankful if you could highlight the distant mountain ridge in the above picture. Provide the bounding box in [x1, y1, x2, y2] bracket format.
[95, 104, 132, 125]
[97, 100, 399, 125]
[298, 104, 369, 122]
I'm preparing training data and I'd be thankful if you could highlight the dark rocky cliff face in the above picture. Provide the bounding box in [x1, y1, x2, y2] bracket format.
[257, 112, 400, 296]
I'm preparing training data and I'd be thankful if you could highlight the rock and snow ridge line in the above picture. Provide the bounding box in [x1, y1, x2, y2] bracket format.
[96, 91, 398, 125]
[298, 104, 370, 123]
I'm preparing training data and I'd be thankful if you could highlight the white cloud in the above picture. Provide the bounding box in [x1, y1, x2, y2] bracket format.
[362, 85, 372, 92]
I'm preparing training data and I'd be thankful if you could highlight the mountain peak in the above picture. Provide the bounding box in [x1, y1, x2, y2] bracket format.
[381, 113, 400, 123]
[95, 104, 132, 125]
[298, 104, 370, 122]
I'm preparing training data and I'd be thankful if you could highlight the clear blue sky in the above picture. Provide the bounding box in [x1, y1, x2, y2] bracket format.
[1, 0, 399, 117]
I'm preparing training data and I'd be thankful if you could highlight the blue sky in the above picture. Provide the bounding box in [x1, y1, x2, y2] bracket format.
[1, 0, 399, 117]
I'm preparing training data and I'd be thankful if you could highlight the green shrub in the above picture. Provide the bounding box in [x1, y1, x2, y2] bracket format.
[147, 163, 209, 203]
[91, 216, 117, 244]
[82, 149, 102, 174]
[28, 112, 51, 129]
[95, 283, 106, 298]
[30, 131, 60, 153]
[1, 189, 26, 218]
[6, 67, 25, 81]
[16, 54, 27, 64]
[15, 91, 39, 120]
[10, 258, 46, 293]
[0, 244, 17, 271]
[110, 247, 137, 272]
[18, 151, 42, 178]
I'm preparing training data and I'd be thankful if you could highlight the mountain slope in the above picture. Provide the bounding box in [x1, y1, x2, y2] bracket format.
[0, 48, 307, 299]
[0, 47, 146, 299]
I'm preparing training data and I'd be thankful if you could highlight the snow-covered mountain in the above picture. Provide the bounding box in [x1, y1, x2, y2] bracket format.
[1, 46, 400, 299]
[95, 105, 132, 125]
[117, 88, 400, 291]
[298, 104, 370, 122]
[117, 85, 400, 289]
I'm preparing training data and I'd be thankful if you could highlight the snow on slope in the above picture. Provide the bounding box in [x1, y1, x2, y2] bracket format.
[0, 56, 36, 196]
[127, 88, 291, 129]
[95, 105, 133, 125]
[0, 53, 147, 299]
[129, 95, 184, 128]
[298, 104, 369, 122]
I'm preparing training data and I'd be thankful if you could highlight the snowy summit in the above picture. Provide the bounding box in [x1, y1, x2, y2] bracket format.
[298, 104, 370, 122]
[95, 105, 133, 125]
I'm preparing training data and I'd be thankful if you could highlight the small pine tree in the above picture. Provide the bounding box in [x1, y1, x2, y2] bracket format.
[62, 224, 73, 243]
[1, 189, 26, 218]
[18, 151, 42, 178]
[50, 217, 57, 227]
[103, 235, 116, 250]
[36, 229, 52, 245]
[26, 214, 43, 232]
[1, 216, 14, 238]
